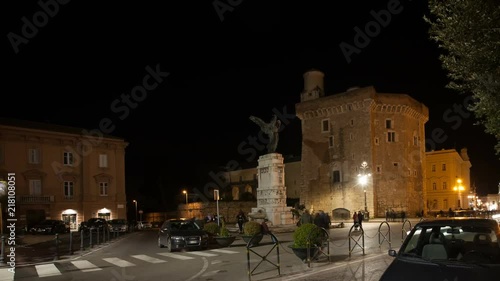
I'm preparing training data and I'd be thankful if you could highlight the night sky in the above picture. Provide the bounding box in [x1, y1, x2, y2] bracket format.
[4, 1, 499, 211]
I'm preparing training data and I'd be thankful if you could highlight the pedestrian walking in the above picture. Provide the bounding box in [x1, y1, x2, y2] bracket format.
[299, 209, 313, 226]
[358, 211, 364, 228]
[353, 211, 359, 229]
[236, 210, 246, 234]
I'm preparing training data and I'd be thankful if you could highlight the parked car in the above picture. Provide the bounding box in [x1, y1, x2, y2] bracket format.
[380, 217, 500, 281]
[78, 218, 110, 233]
[29, 219, 70, 235]
[108, 219, 129, 233]
[138, 221, 152, 229]
[158, 218, 209, 252]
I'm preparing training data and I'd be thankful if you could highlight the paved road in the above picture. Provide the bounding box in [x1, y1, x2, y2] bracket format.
[1, 219, 419, 280]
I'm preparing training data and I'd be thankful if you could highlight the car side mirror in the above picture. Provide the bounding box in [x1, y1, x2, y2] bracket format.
[388, 249, 397, 257]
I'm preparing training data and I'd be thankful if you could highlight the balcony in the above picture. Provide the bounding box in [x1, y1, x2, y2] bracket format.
[20, 195, 54, 204]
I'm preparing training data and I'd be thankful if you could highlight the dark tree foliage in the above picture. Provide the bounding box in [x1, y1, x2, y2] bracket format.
[425, 0, 500, 156]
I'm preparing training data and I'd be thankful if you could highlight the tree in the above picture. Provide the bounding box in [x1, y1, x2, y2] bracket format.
[424, 0, 500, 156]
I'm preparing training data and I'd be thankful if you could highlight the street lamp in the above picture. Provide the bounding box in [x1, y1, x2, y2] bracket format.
[357, 161, 371, 215]
[214, 189, 220, 226]
[182, 190, 188, 204]
[132, 200, 138, 222]
[453, 178, 465, 209]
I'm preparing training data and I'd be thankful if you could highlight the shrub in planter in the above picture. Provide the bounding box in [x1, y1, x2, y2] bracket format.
[218, 221, 231, 237]
[291, 223, 323, 248]
[243, 221, 262, 236]
[203, 222, 220, 235]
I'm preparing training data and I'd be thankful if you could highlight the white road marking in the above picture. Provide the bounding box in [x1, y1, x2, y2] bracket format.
[35, 264, 62, 277]
[209, 249, 239, 254]
[156, 253, 195, 260]
[102, 257, 136, 267]
[185, 252, 218, 257]
[0, 268, 14, 281]
[131, 254, 166, 263]
[184, 257, 209, 281]
[202, 270, 221, 277]
[71, 260, 102, 272]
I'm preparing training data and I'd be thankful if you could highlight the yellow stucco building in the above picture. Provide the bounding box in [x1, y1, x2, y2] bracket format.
[0, 118, 128, 230]
[425, 148, 472, 212]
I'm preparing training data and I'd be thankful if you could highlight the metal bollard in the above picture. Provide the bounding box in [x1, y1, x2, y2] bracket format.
[69, 231, 73, 255]
[97, 228, 100, 245]
[54, 233, 59, 261]
[80, 229, 84, 251]
[89, 228, 93, 248]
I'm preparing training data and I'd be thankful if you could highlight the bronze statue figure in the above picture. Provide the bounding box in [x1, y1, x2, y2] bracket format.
[249, 114, 281, 153]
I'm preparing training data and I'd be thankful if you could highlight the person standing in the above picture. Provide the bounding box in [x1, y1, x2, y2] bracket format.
[353, 211, 359, 229]
[299, 209, 313, 225]
[358, 211, 364, 228]
[236, 210, 246, 234]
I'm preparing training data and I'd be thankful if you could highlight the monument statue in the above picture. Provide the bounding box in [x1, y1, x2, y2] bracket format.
[249, 114, 281, 153]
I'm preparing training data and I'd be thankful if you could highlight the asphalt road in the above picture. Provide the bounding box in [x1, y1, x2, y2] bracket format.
[2, 220, 418, 281]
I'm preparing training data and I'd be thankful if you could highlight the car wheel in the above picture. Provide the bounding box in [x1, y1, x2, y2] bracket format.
[158, 236, 164, 248]
[166, 237, 172, 252]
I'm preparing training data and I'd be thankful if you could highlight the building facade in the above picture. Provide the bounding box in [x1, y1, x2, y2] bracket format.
[0, 118, 128, 230]
[425, 148, 472, 212]
[295, 69, 429, 218]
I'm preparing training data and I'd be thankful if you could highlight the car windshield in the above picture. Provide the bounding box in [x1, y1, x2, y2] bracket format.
[109, 219, 126, 224]
[400, 220, 500, 265]
[168, 221, 200, 231]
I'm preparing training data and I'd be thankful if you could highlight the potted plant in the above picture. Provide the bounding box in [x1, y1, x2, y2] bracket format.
[242, 220, 263, 246]
[203, 221, 220, 245]
[289, 223, 325, 261]
[214, 221, 236, 247]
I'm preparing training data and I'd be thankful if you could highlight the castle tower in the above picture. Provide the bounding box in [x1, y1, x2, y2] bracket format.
[300, 69, 325, 102]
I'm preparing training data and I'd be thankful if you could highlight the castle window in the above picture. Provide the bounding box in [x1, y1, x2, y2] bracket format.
[321, 119, 329, 133]
[350, 119, 354, 126]
[29, 179, 42, 195]
[432, 183, 437, 190]
[443, 199, 448, 209]
[442, 163, 446, 171]
[413, 135, 418, 146]
[332, 170, 341, 183]
[376, 165, 382, 173]
[387, 131, 396, 142]
[375, 137, 379, 145]
[414, 170, 417, 176]
[385, 119, 393, 129]
[99, 182, 108, 196]
[329, 136, 334, 147]
[349, 133, 353, 140]
[393, 162, 399, 167]
[432, 164, 436, 172]
[348, 104, 353, 111]
[443, 182, 447, 190]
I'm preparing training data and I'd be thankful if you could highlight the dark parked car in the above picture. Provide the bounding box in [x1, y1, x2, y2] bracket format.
[108, 219, 129, 233]
[78, 218, 110, 233]
[158, 218, 209, 252]
[380, 217, 500, 281]
[29, 219, 70, 235]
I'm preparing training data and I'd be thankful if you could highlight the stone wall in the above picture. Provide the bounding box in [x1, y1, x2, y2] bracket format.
[177, 201, 260, 223]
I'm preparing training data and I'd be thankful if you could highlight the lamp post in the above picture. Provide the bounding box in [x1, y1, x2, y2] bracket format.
[132, 200, 138, 222]
[182, 190, 188, 204]
[357, 161, 371, 216]
[453, 178, 465, 209]
[214, 189, 220, 226]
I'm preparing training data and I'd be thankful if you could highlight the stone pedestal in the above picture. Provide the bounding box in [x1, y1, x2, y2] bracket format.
[249, 153, 294, 226]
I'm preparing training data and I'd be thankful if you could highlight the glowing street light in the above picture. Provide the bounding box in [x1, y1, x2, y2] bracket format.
[453, 178, 465, 209]
[357, 161, 371, 215]
[214, 189, 220, 226]
[132, 199, 138, 222]
[182, 190, 188, 204]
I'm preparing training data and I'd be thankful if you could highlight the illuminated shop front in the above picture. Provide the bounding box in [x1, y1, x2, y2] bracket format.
[62, 209, 78, 230]
[97, 208, 111, 220]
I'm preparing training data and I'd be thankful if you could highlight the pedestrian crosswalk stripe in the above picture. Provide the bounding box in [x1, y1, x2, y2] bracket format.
[35, 264, 62, 277]
[185, 252, 218, 257]
[156, 253, 195, 260]
[131, 255, 166, 263]
[0, 268, 14, 281]
[210, 249, 239, 254]
[71, 260, 102, 272]
[103, 257, 136, 267]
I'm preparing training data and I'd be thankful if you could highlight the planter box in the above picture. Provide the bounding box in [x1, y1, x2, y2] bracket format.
[214, 236, 236, 247]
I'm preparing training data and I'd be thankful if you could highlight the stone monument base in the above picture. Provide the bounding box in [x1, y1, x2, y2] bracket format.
[249, 206, 294, 226]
